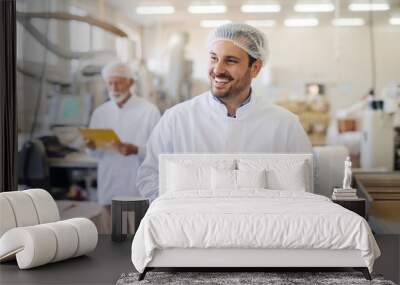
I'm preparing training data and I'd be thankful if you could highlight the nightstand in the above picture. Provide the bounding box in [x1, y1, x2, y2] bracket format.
[332, 198, 366, 219]
[111, 196, 149, 242]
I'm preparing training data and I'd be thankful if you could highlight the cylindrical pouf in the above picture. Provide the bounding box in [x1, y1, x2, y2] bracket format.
[0, 226, 57, 269]
[0, 196, 17, 237]
[42, 221, 79, 262]
[0, 218, 98, 269]
[64, 218, 98, 257]
[24, 189, 60, 223]
[0, 192, 39, 227]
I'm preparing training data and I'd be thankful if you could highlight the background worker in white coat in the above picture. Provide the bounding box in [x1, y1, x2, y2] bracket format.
[137, 23, 312, 201]
[86, 62, 160, 219]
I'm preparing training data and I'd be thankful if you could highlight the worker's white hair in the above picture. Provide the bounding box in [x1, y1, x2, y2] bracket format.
[101, 61, 135, 80]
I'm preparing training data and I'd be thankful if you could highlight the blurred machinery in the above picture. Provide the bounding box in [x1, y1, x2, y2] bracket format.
[17, 10, 132, 137]
[145, 31, 193, 113]
[361, 84, 400, 171]
[277, 82, 399, 171]
[17, 9, 196, 199]
[141, 31, 193, 113]
[164, 31, 193, 103]
[360, 100, 394, 171]
[16, 10, 130, 198]
[327, 85, 399, 170]
[277, 83, 330, 146]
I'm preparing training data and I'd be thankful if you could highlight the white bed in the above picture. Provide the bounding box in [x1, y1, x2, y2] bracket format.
[131, 153, 380, 280]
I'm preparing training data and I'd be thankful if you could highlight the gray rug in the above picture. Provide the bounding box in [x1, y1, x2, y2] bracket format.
[116, 271, 396, 285]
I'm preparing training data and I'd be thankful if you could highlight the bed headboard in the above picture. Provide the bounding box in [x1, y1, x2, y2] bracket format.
[159, 153, 314, 195]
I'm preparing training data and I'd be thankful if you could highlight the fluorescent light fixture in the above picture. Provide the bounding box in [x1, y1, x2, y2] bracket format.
[294, 3, 335, 12]
[284, 18, 319, 27]
[348, 3, 390, 11]
[136, 5, 175, 15]
[188, 5, 226, 14]
[389, 17, 400, 25]
[245, 20, 276, 27]
[241, 4, 281, 13]
[200, 20, 231, 28]
[332, 18, 365, 26]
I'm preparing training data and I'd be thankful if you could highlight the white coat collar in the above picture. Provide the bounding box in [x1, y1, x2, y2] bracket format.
[207, 91, 256, 120]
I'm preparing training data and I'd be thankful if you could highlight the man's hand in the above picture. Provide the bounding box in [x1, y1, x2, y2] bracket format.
[113, 142, 138, 156]
[85, 139, 96, 150]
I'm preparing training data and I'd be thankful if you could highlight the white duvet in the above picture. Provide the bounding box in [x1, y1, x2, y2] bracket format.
[131, 190, 380, 273]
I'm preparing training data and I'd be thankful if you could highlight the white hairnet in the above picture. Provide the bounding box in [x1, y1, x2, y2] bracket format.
[101, 61, 135, 80]
[207, 23, 268, 64]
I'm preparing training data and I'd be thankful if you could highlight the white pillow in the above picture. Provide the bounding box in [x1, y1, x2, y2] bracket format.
[211, 168, 236, 190]
[238, 159, 309, 192]
[237, 169, 267, 189]
[166, 159, 235, 192]
[211, 169, 268, 190]
[167, 162, 210, 191]
[267, 163, 307, 191]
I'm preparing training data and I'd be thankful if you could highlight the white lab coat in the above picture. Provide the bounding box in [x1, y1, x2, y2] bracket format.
[137, 91, 312, 201]
[88, 95, 160, 205]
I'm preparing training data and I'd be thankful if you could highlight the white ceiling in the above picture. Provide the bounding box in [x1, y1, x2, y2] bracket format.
[106, 0, 400, 27]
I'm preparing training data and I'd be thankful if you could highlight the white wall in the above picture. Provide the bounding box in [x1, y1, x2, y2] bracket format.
[142, 23, 400, 113]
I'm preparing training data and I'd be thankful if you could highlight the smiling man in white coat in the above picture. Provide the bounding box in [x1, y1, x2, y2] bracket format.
[137, 23, 312, 201]
[86, 62, 160, 212]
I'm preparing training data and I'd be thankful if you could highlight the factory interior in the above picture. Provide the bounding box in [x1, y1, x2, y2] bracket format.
[1, 0, 400, 283]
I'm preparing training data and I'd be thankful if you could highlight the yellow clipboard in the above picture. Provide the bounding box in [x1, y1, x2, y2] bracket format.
[79, 128, 121, 148]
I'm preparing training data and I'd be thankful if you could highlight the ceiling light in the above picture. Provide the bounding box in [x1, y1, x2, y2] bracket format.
[348, 3, 390, 11]
[284, 18, 319, 27]
[241, 4, 281, 13]
[294, 3, 335, 12]
[200, 20, 231, 28]
[389, 17, 400, 25]
[188, 5, 226, 14]
[245, 20, 276, 27]
[136, 5, 175, 15]
[332, 18, 365, 26]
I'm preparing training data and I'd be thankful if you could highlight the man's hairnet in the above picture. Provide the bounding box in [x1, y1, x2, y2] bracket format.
[101, 62, 135, 80]
[207, 23, 268, 65]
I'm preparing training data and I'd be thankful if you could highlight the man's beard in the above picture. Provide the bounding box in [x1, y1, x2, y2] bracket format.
[108, 91, 130, 104]
[210, 69, 252, 100]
